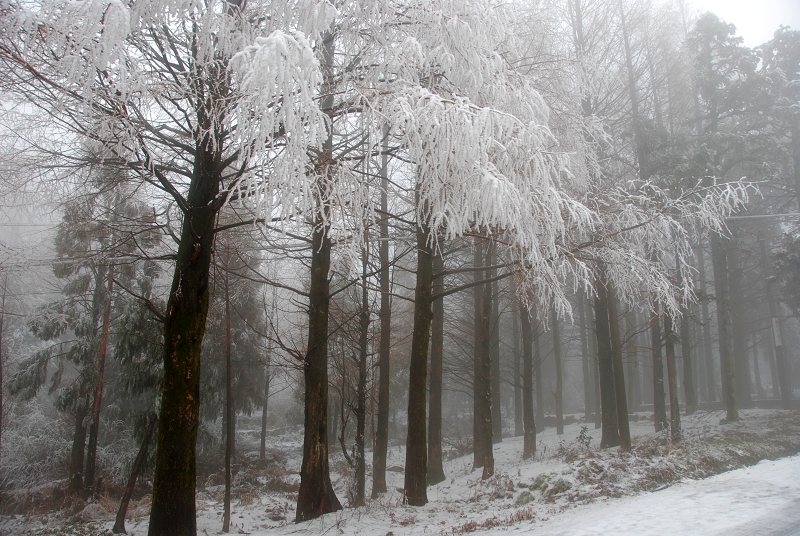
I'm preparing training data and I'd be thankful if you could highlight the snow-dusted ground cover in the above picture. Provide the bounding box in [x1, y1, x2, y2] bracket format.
[3, 409, 799, 535]
[492, 454, 800, 536]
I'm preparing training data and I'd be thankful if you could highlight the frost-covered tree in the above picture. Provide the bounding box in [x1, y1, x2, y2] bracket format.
[1, 0, 334, 532]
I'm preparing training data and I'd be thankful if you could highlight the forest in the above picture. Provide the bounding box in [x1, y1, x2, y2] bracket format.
[0, 0, 799, 534]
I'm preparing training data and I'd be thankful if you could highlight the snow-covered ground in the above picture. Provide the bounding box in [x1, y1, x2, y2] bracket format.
[3, 409, 800, 535]
[495, 455, 800, 536]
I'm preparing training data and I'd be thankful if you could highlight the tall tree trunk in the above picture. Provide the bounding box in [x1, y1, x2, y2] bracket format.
[372, 128, 392, 497]
[677, 254, 697, 414]
[513, 301, 523, 436]
[489, 242, 502, 443]
[85, 265, 114, 499]
[259, 347, 271, 461]
[113, 416, 157, 534]
[580, 293, 593, 422]
[751, 333, 764, 399]
[520, 307, 536, 459]
[625, 311, 640, 412]
[223, 269, 234, 533]
[427, 251, 446, 485]
[534, 325, 544, 429]
[607, 284, 630, 450]
[594, 272, 619, 449]
[728, 234, 752, 407]
[711, 234, 739, 422]
[149, 140, 222, 536]
[663, 313, 682, 442]
[296, 30, 342, 521]
[680, 306, 697, 414]
[472, 238, 494, 477]
[759, 237, 792, 408]
[296, 215, 341, 520]
[551, 306, 564, 435]
[650, 302, 667, 431]
[403, 219, 433, 506]
[696, 244, 716, 402]
[69, 397, 89, 494]
[352, 241, 369, 507]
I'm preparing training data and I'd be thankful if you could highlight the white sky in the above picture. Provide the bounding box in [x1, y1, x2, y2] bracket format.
[691, 0, 800, 46]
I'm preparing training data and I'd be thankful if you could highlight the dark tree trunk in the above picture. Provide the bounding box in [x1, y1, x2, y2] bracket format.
[372, 128, 392, 498]
[607, 285, 630, 450]
[489, 242, 502, 443]
[427, 251, 446, 485]
[594, 274, 619, 449]
[729, 236, 752, 407]
[751, 333, 764, 399]
[259, 347, 271, 461]
[403, 221, 433, 506]
[534, 326, 544, 429]
[680, 307, 697, 415]
[592, 311, 601, 430]
[677, 251, 696, 414]
[296, 218, 341, 520]
[472, 238, 494, 478]
[352, 242, 369, 507]
[223, 270, 234, 533]
[579, 294, 593, 421]
[711, 234, 739, 422]
[663, 313, 682, 442]
[113, 417, 157, 534]
[69, 397, 89, 494]
[551, 306, 564, 435]
[625, 311, 641, 412]
[520, 307, 536, 459]
[650, 302, 668, 431]
[759, 237, 792, 408]
[696, 244, 716, 402]
[296, 29, 341, 521]
[513, 302, 524, 437]
[149, 139, 221, 536]
[85, 265, 114, 499]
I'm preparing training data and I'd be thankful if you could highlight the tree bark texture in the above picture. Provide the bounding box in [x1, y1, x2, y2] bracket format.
[472, 238, 494, 478]
[607, 285, 630, 450]
[84, 264, 114, 499]
[728, 236, 752, 407]
[489, 242, 502, 443]
[711, 234, 739, 422]
[149, 140, 220, 536]
[403, 222, 433, 506]
[295, 28, 342, 521]
[259, 347, 271, 461]
[352, 242, 369, 507]
[579, 294, 593, 421]
[427, 251, 446, 485]
[513, 301, 523, 437]
[663, 313, 682, 442]
[223, 269, 233, 533]
[594, 273, 620, 449]
[371, 131, 392, 497]
[295, 217, 342, 521]
[696, 244, 717, 402]
[551, 306, 564, 435]
[520, 307, 536, 459]
[759, 237, 792, 408]
[650, 302, 668, 432]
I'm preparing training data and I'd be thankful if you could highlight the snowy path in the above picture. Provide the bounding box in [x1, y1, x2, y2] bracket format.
[491, 455, 800, 536]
